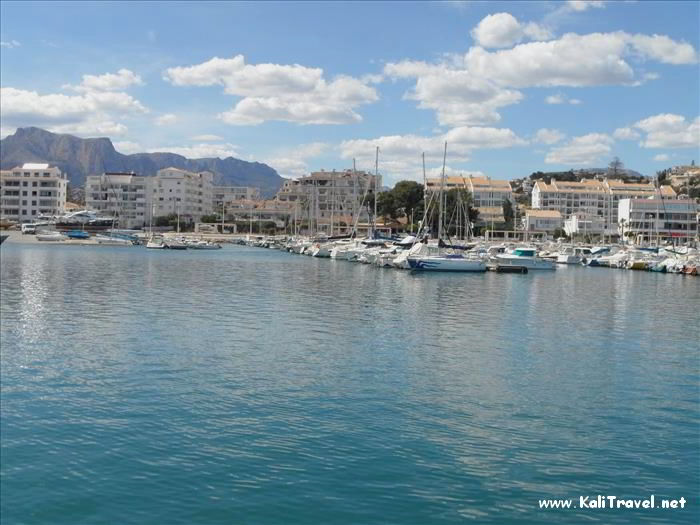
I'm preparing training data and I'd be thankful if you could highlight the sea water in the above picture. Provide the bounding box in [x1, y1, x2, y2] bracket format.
[1, 243, 698, 524]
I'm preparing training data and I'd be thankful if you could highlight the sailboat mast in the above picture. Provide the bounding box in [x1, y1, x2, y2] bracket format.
[374, 146, 379, 238]
[438, 142, 447, 242]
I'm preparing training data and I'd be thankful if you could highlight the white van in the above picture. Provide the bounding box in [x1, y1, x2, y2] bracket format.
[21, 223, 37, 234]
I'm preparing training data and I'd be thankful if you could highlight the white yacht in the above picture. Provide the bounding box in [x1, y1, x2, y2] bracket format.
[407, 252, 486, 272]
[36, 231, 67, 242]
[495, 247, 556, 270]
[556, 246, 593, 265]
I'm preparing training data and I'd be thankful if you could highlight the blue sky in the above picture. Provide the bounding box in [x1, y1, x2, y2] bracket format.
[1, 1, 698, 186]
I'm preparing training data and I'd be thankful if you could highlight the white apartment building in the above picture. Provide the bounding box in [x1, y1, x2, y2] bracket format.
[523, 209, 563, 232]
[85, 172, 153, 229]
[152, 168, 214, 222]
[276, 169, 380, 234]
[604, 179, 676, 225]
[0, 163, 67, 222]
[563, 212, 609, 237]
[213, 186, 261, 207]
[425, 175, 513, 227]
[618, 198, 698, 242]
[531, 178, 677, 228]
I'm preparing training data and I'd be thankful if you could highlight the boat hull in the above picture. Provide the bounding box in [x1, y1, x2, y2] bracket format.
[407, 256, 486, 272]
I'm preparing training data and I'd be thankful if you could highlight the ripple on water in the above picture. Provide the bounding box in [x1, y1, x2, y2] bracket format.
[1, 244, 699, 525]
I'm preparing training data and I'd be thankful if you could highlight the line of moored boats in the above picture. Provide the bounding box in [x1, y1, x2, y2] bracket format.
[235, 234, 699, 275]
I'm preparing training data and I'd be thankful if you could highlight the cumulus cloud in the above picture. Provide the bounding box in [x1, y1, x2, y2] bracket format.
[114, 141, 143, 154]
[653, 154, 669, 162]
[633, 114, 700, 148]
[384, 60, 523, 126]
[339, 126, 526, 183]
[147, 143, 240, 159]
[535, 128, 566, 144]
[1, 68, 147, 137]
[264, 142, 330, 178]
[614, 114, 699, 148]
[613, 127, 641, 140]
[0, 40, 20, 48]
[385, 24, 695, 126]
[470, 12, 552, 49]
[163, 55, 378, 125]
[545, 133, 614, 164]
[465, 32, 696, 89]
[64, 68, 143, 93]
[566, 1, 605, 12]
[155, 113, 177, 126]
[0, 86, 147, 136]
[545, 93, 582, 105]
[191, 134, 224, 141]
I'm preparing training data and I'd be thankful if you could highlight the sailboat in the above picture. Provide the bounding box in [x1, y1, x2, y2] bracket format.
[407, 143, 486, 272]
[146, 203, 166, 249]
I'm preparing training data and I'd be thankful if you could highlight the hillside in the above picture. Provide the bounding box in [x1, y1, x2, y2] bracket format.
[0, 127, 284, 197]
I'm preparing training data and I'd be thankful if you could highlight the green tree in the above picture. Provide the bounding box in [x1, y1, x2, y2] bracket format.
[608, 157, 625, 177]
[200, 214, 220, 223]
[392, 180, 424, 221]
[502, 199, 514, 229]
[377, 191, 399, 220]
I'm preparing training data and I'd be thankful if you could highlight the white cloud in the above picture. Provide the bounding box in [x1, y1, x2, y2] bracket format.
[384, 60, 523, 126]
[0, 86, 147, 136]
[465, 31, 697, 89]
[385, 26, 694, 126]
[632, 114, 700, 148]
[545, 93, 582, 104]
[264, 142, 330, 178]
[545, 133, 614, 165]
[0, 40, 20, 48]
[534, 128, 566, 144]
[147, 143, 240, 159]
[545, 94, 565, 104]
[65, 68, 143, 93]
[339, 126, 526, 183]
[0, 68, 148, 138]
[470, 12, 552, 49]
[191, 134, 224, 141]
[155, 113, 177, 126]
[613, 127, 641, 140]
[653, 154, 669, 162]
[114, 141, 143, 154]
[566, 1, 605, 12]
[164, 55, 378, 125]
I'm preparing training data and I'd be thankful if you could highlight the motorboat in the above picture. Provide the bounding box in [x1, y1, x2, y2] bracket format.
[407, 252, 487, 272]
[556, 246, 593, 265]
[65, 230, 90, 240]
[495, 247, 556, 270]
[146, 236, 167, 249]
[36, 231, 67, 242]
[187, 240, 222, 250]
[95, 234, 134, 246]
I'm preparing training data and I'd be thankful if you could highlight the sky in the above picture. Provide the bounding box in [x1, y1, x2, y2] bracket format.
[1, 0, 699, 187]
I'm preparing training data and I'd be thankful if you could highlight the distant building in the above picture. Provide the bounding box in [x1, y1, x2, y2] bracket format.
[618, 198, 698, 242]
[531, 178, 677, 229]
[85, 172, 153, 229]
[425, 175, 514, 228]
[523, 209, 563, 233]
[0, 163, 68, 222]
[276, 169, 380, 235]
[213, 186, 261, 208]
[563, 212, 610, 237]
[152, 167, 214, 222]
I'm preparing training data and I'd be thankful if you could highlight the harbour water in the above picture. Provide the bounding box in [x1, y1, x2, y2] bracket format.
[1, 243, 698, 524]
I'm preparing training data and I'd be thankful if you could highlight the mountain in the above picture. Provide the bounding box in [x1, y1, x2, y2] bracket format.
[0, 127, 284, 197]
